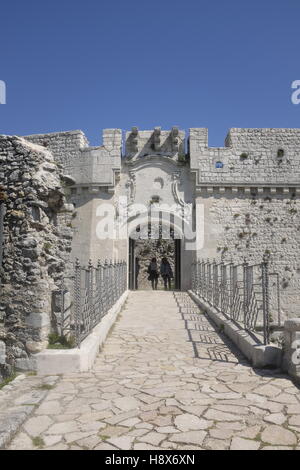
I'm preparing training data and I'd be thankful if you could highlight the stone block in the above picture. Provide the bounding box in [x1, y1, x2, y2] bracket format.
[15, 357, 37, 371]
[0, 341, 6, 365]
[25, 312, 50, 329]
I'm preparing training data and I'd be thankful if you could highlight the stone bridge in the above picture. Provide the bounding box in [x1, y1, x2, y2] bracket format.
[1, 291, 299, 451]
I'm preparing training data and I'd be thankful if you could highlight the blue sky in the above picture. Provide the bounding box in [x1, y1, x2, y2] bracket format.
[0, 0, 299, 147]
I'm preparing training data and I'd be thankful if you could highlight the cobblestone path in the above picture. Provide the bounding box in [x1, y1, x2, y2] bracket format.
[7, 291, 300, 450]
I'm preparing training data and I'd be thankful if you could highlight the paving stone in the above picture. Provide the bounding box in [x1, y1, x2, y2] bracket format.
[209, 428, 235, 439]
[23, 415, 53, 436]
[64, 431, 94, 444]
[169, 430, 207, 446]
[288, 415, 300, 426]
[230, 437, 260, 450]
[119, 417, 140, 427]
[138, 431, 166, 446]
[156, 426, 180, 433]
[43, 435, 62, 447]
[216, 422, 244, 431]
[204, 409, 243, 422]
[94, 443, 118, 450]
[9, 432, 35, 450]
[174, 413, 209, 431]
[135, 422, 153, 430]
[205, 438, 230, 450]
[253, 384, 281, 397]
[239, 425, 262, 439]
[113, 396, 141, 411]
[286, 405, 300, 414]
[134, 443, 160, 450]
[271, 393, 299, 404]
[35, 401, 62, 415]
[5, 292, 300, 451]
[76, 435, 102, 449]
[107, 436, 135, 450]
[44, 443, 69, 450]
[99, 425, 128, 438]
[264, 413, 287, 425]
[262, 446, 294, 450]
[261, 425, 297, 446]
[45, 421, 79, 435]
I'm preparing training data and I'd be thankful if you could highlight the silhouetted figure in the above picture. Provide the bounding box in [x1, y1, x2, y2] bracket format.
[135, 257, 140, 290]
[147, 257, 159, 290]
[160, 257, 173, 290]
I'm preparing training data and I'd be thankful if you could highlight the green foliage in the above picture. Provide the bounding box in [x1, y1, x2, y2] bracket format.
[38, 384, 55, 390]
[277, 149, 284, 158]
[0, 372, 17, 390]
[47, 333, 76, 349]
[32, 436, 45, 448]
[289, 208, 297, 214]
[43, 242, 52, 252]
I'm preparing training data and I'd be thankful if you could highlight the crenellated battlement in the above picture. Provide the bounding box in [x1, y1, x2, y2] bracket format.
[21, 126, 300, 190]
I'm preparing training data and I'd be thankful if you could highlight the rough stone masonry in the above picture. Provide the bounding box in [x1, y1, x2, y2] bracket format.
[0, 136, 73, 381]
[0, 126, 300, 381]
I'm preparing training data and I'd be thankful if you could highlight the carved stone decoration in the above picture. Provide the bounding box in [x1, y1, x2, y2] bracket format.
[171, 171, 192, 223]
[171, 126, 179, 152]
[153, 127, 161, 151]
[125, 170, 136, 203]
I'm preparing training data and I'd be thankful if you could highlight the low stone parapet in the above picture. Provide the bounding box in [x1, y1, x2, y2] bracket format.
[188, 290, 282, 368]
[282, 318, 300, 384]
[35, 290, 128, 375]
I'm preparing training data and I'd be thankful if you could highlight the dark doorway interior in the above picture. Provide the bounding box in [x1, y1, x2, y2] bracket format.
[129, 237, 181, 290]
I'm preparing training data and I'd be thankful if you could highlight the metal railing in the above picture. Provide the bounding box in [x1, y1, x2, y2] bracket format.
[191, 257, 280, 345]
[56, 259, 127, 347]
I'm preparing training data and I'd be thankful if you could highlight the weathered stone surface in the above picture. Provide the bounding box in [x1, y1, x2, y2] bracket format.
[0, 135, 74, 379]
[174, 413, 210, 431]
[261, 425, 297, 446]
[23, 415, 53, 436]
[264, 413, 286, 425]
[169, 430, 207, 445]
[138, 431, 166, 446]
[230, 437, 260, 450]
[5, 292, 300, 451]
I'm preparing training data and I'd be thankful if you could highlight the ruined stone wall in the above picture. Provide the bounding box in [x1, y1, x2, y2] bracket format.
[24, 130, 89, 171]
[0, 136, 73, 381]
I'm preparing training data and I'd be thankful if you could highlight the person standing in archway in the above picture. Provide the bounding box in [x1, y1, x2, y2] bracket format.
[147, 257, 159, 290]
[160, 257, 173, 290]
[135, 257, 140, 290]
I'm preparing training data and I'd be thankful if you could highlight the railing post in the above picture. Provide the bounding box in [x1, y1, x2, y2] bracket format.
[99, 260, 105, 318]
[262, 254, 270, 345]
[191, 261, 195, 292]
[220, 261, 225, 313]
[212, 259, 217, 308]
[60, 277, 65, 337]
[206, 259, 211, 304]
[204, 260, 208, 301]
[200, 260, 204, 298]
[229, 260, 234, 319]
[196, 260, 200, 296]
[74, 259, 81, 347]
[243, 259, 249, 330]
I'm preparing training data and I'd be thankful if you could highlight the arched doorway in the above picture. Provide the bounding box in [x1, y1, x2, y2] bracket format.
[128, 218, 182, 290]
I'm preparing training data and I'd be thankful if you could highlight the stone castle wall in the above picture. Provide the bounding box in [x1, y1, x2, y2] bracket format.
[0, 126, 299, 382]
[0, 136, 73, 380]
[196, 188, 300, 319]
[190, 128, 300, 186]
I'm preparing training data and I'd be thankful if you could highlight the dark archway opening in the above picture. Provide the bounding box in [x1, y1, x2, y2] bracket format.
[129, 236, 181, 291]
